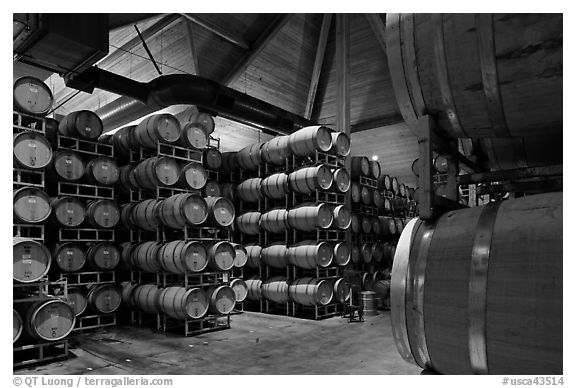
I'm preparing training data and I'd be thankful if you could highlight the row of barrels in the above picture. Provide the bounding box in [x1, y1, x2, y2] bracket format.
[120, 194, 235, 231]
[120, 281, 241, 319]
[351, 215, 408, 238]
[351, 183, 394, 209]
[244, 276, 350, 306]
[236, 203, 350, 235]
[60, 284, 122, 317]
[350, 156, 416, 199]
[220, 126, 350, 172]
[352, 242, 397, 266]
[13, 298, 75, 343]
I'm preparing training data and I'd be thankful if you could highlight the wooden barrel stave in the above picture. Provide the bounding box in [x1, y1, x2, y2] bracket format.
[260, 209, 289, 234]
[287, 203, 333, 232]
[261, 242, 288, 269]
[287, 126, 333, 157]
[287, 241, 333, 269]
[261, 135, 291, 165]
[288, 277, 333, 306]
[236, 178, 262, 203]
[135, 114, 181, 149]
[261, 276, 289, 304]
[58, 111, 103, 140]
[236, 211, 261, 235]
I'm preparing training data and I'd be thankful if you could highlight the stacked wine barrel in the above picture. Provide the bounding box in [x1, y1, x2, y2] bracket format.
[221, 126, 353, 319]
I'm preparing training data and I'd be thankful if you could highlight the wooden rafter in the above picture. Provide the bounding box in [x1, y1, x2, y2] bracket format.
[181, 17, 200, 76]
[365, 13, 387, 54]
[304, 13, 332, 120]
[350, 114, 405, 133]
[335, 14, 350, 134]
[179, 13, 250, 50]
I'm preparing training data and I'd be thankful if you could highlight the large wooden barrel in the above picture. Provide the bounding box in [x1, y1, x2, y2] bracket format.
[131, 199, 161, 231]
[111, 125, 139, 157]
[207, 241, 235, 271]
[361, 186, 372, 205]
[189, 111, 215, 134]
[13, 131, 52, 169]
[378, 174, 393, 192]
[369, 161, 381, 180]
[289, 277, 333, 306]
[13, 76, 53, 116]
[261, 173, 289, 200]
[331, 168, 351, 193]
[85, 199, 120, 228]
[230, 278, 248, 302]
[19, 299, 75, 341]
[245, 243, 263, 268]
[332, 278, 351, 303]
[120, 281, 138, 309]
[86, 242, 120, 271]
[58, 110, 103, 140]
[132, 284, 161, 314]
[13, 187, 51, 223]
[131, 241, 162, 273]
[391, 192, 562, 374]
[373, 190, 384, 209]
[361, 273, 374, 291]
[237, 142, 264, 171]
[287, 241, 333, 269]
[386, 13, 562, 169]
[287, 126, 333, 157]
[350, 182, 360, 203]
[261, 276, 290, 304]
[373, 280, 391, 304]
[332, 241, 351, 266]
[13, 309, 23, 343]
[87, 284, 121, 314]
[371, 242, 385, 263]
[287, 203, 333, 231]
[332, 205, 351, 230]
[231, 243, 248, 268]
[180, 122, 208, 149]
[179, 161, 207, 190]
[221, 182, 236, 202]
[329, 131, 351, 156]
[350, 213, 360, 234]
[53, 242, 86, 272]
[261, 242, 288, 269]
[65, 287, 88, 316]
[261, 135, 291, 165]
[394, 217, 404, 236]
[260, 209, 289, 234]
[51, 150, 85, 181]
[360, 215, 373, 234]
[391, 177, 399, 195]
[157, 286, 209, 319]
[379, 216, 397, 238]
[204, 196, 235, 227]
[158, 240, 208, 273]
[236, 211, 261, 235]
[157, 194, 207, 229]
[13, 238, 51, 283]
[360, 243, 372, 264]
[203, 180, 221, 197]
[350, 244, 361, 264]
[288, 165, 334, 194]
[50, 196, 85, 227]
[203, 148, 222, 170]
[219, 152, 238, 174]
[135, 113, 181, 149]
[245, 276, 263, 301]
[351, 156, 370, 177]
[132, 156, 181, 189]
[236, 178, 262, 203]
[85, 157, 119, 185]
[371, 216, 382, 236]
[207, 285, 236, 314]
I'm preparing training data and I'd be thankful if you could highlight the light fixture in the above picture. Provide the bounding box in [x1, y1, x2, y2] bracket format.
[371, 155, 378, 161]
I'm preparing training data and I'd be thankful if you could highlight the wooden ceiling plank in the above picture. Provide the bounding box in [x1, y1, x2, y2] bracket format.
[335, 14, 350, 134]
[351, 114, 405, 133]
[304, 13, 332, 120]
[181, 17, 200, 76]
[365, 13, 387, 54]
[179, 13, 250, 50]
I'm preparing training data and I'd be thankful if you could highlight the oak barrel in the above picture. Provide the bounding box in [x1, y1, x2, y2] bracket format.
[350, 182, 361, 203]
[350, 213, 360, 234]
[18, 299, 75, 341]
[260, 209, 289, 234]
[360, 243, 372, 264]
[246, 276, 263, 301]
[53, 242, 86, 272]
[236, 178, 262, 203]
[230, 278, 248, 303]
[287, 125, 333, 157]
[219, 152, 238, 174]
[85, 157, 120, 185]
[203, 180, 221, 197]
[85, 199, 120, 228]
[58, 110, 103, 140]
[361, 273, 374, 291]
[261, 135, 291, 165]
[371, 216, 382, 236]
[87, 284, 121, 314]
[261, 242, 288, 269]
[13, 76, 53, 116]
[287, 203, 333, 231]
[360, 186, 372, 205]
[287, 241, 333, 269]
[13, 238, 51, 283]
[51, 150, 85, 181]
[179, 161, 207, 190]
[157, 194, 207, 229]
[369, 160, 381, 180]
[157, 286, 209, 319]
[332, 205, 351, 230]
[329, 131, 351, 156]
[189, 111, 215, 134]
[131, 241, 162, 273]
[180, 122, 208, 149]
[203, 148, 222, 170]
[207, 241, 235, 271]
[131, 199, 162, 231]
[261, 276, 290, 304]
[221, 183, 236, 202]
[261, 173, 289, 200]
[157, 240, 208, 273]
[378, 174, 392, 191]
[13, 131, 52, 169]
[245, 243, 263, 268]
[13, 309, 23, 343]
[204, 196, 235, 227]
[50, 196, 85, 227]
[207, 285, 236, 314]
[371, 242, 385, 263]
[331, 168, 351, 193]
[86, 242, 120, 271]
[288, 277, 333, 306]
[350, 244, 361, 264]
[232, 243, 248, 268]
[120, 281, 138, 309]
[351, 156, 370, 177]
[237, 142, 264, 171]
[332, 241, 351, 266]
[135, 113, 181, 149]
[132, 156, 181, 189]
[111, 125, 139, 157]
[236, 211, 261, 235]
[288, 165, 333, 194]
[373, 190, 384, 209]
[132, 284, 161, 314]
[119, 242, 136, 270]
[360, 215, 372, 234]
[332, 278, 351, 303]
[13, 187, 52, 223]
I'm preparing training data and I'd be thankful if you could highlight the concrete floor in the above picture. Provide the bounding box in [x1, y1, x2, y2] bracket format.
[16, 310, 422, 375]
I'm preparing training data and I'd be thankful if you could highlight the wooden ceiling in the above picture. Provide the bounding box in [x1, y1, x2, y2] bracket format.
[13, 13, 419, 186]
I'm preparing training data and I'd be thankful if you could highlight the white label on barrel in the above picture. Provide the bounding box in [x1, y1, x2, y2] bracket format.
[103, 250, 109, 255]
[29, 85, 38, 93]
[28, 142, 37, 148]
[85, 127, 92, 132]
[28, 198, 36, 204]
[164, 165, 169, 170]
[65, 159, 72, 164]
[102, 165, 108, 170]
[103, 212, 109, 216]
[67, 251, 73, 255]
[22, 259, 32, 264]
[66, 209, 73, 214]
[193, 205, 199, 210]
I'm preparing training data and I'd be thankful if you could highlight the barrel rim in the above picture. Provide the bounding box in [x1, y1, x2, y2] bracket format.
[13, 76, 54, 115]
[13, 309, 23, 343]
[29, 299, 76, 340]
[13, 237, 52, 282]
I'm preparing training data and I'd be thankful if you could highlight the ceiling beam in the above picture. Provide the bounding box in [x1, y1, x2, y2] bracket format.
[179, 13, 250, 50]
[181, 17, 200, 76]
[304, 14, 332, 120]
[108, 14, 165, 31]
[350, 114, 405, 133]
[335, 14, 350, 134]
[365, 13, 387, 54]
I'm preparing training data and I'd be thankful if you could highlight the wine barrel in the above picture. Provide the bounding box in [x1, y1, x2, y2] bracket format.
[85, 157, 119, 185]
[231, 243, 248, 268]
[361, 291, 378, 316]
[261, 135, 291, 165]
[260, 209, 289, 234]
[371, 242, 385, 263]
[132, 156, 181, 189]
[236, 178, 262, 203]
[207, 285, 236, 314]
[391, 192, 562, 375]
[361, 243, 373, 264]
[351, 156, 370, 177]
[131, 241, 162, 273]
[332, 278, 351, 303]
[411, 158, 420, 177]
[288, 277, 333, 306]
[13, 309, 23, 343]
[369, 160, 381, 180]
[373, 190, 384, 209]
[221, 183, 236, 202]
[13, 131, 52, 169]
[207, 241, 235, 271]
[261, 276, 290, 304]
[332, 205, 351, 230]
[179, 161, 207, 190]
[18, 299, 75, 341]
[245, 243, 263, 268]
[288, 126, 333, 157]
[189, 111, 215, 134]
[157, 240, 208, 273]
[332, 241, 351, 266]
[246, 276, 263, 301]
[119, 242, 136, 271]
[130, 199, 161, 231]
[386, 14, 562, 169]
[261, 242, 288, 269]
[361, 186, 372, 205]
[379, 216, 397, 238]
[157, 194, 207, 229]
[350, 213, 360, 234]
[85, 199, 120, 228]
[236, 211, 261, 235]
[373, 280, 391, 303]
[86, 242, 120, 271]
[135, 113, 181, 149]
[111, 125, 138, 157]
[261, 173, 289, 200]
[237, 142, 264, 171]
[391, 177, 399, 195]
[203, 148, 222, 170]
[350, 182, 361, 203]
[362, 273, 374, 291]
[350, 244, 361, 264]
[58, 110, 103, 140]
[230, 278, 248, 303]
[287, 203, 333, 231]
[433, 155, 448, 174]
[87, 284, 121, 314]
[288, 165, 334, 194]
[13, 238, 51, 283]
[51, 150, 85, 181]
[117, 164, 136, 192]
[53, 242, 86, 272]
[13, 76, 53, 116]
[399, 183, 407, 199]
[132, 284, 161, 314]
[204, 196, 235, 227]
[203, 180, 221, 197]
[394, 218, 404, 236]
[13, 187, 51, 223]
[157, 286, 209, 319]
[360, 215, 372, 234]
[219, 152, 238, 174]
[329, 131, 351, 156]
[180, 122, 208, 149]
[287, 241, 333, 269]
[384, 198, 393, 215]
[379, 174, 392, 191]
[50, 196, 85, 227]
[331, 168, 351, 193]
[372, 216, 382, 236]
[120, 281, 138, 309]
